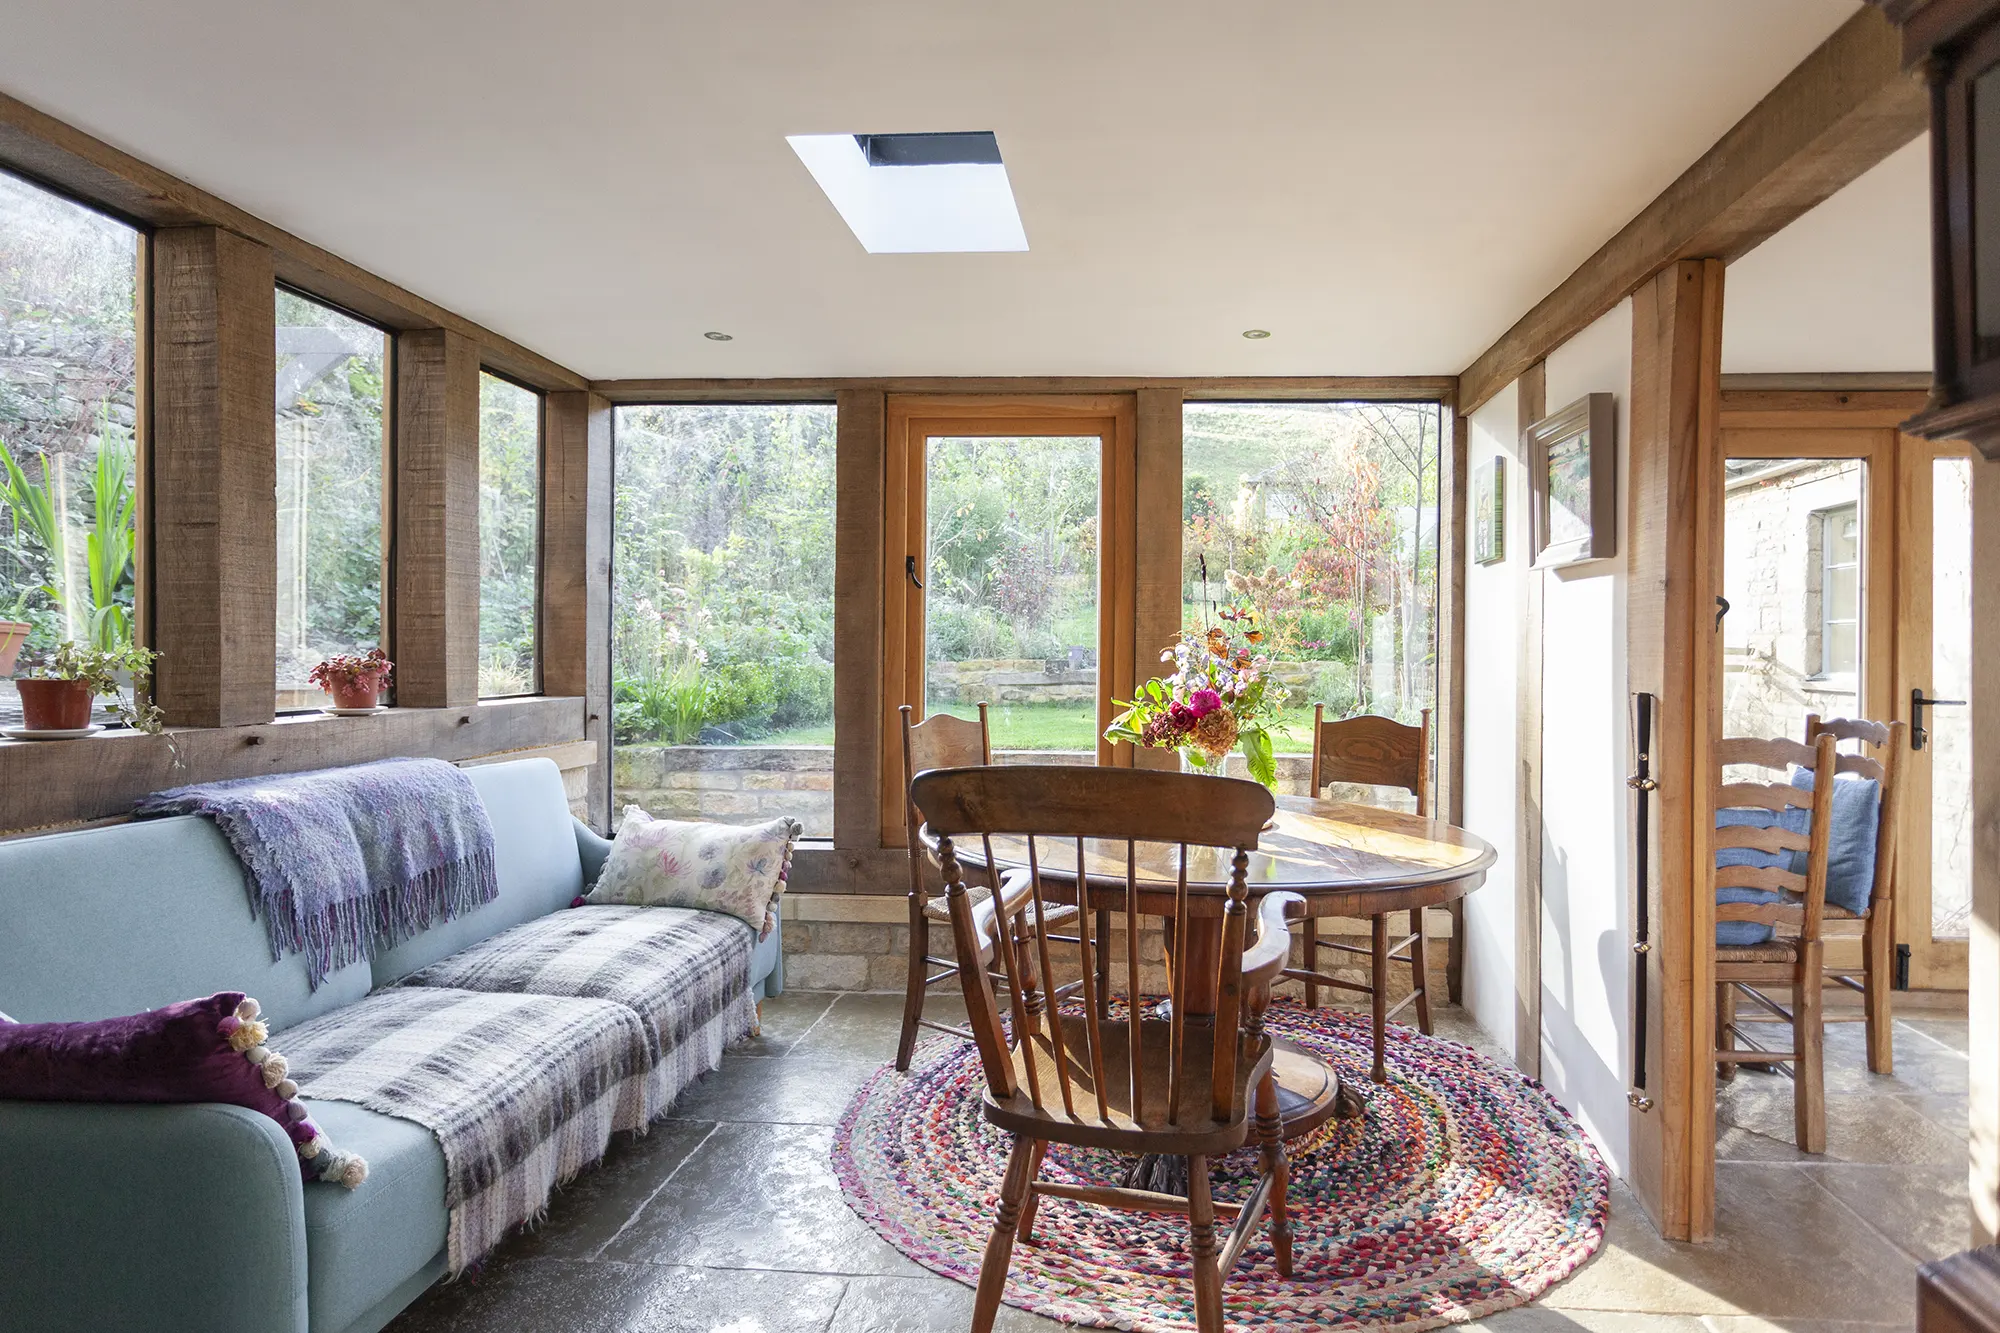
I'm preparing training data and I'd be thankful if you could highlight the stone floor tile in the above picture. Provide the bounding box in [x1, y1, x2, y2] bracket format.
[828, 1275, 1071, 1332]
[1465, 1309, 1709, 1331]
[1701, 1318, 1913, 1332]
[670, 1055, 884, 1126]
[495, 1119, 718, 1262]
[601, 1121, 926, 1277]
[1805, 1162, 1974, 1265]
[386, 1258, 658, 1332]
[620, 1264, 850, 1332]
[1715, 1079, 1966, 1167]
[1897, 1017, 1970, 1056]
[733, 990, 840, 1057]
[1543, 1172, 1913, 1322]
[790, 991, 968, 1061]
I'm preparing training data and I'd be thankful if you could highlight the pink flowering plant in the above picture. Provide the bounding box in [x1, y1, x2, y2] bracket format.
[1104, 597, 1289, 788]
[307, 648, 393, 696]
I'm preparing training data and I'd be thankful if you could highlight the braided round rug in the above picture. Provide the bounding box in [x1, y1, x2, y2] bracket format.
[832, 1003, 1607, 1332]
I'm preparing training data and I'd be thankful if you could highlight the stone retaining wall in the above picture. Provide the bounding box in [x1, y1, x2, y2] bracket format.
[927, 657, 1343, 707]
[614, 744, 835, 836]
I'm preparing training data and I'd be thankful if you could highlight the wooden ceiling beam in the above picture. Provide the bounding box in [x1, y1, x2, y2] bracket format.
[0, 90, 587, 393]
[588, 375, 1459, 404]
[1458, 6, 1928, 414]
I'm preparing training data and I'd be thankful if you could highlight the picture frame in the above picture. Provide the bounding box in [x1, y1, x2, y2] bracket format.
[1472, 455, 1506, 565]
[1525, 392, 1616, 568]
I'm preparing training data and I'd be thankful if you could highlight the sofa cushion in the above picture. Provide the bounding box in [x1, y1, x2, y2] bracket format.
[397, 906, 755, 1120]
[584, 809, 796, 933]
[302, 1099, 448, 1333]
[370, 759, 585, 987]
[0, 815, 369, 1031]
[281, 986, 651, 1273]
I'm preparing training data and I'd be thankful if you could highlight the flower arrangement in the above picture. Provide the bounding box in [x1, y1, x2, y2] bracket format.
[1104, 588, 1290, 788]
[309, 649, 392, 707]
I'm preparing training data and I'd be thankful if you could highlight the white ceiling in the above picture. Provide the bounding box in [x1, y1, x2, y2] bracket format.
[1722, 135, 1932, 373]
[0, 1, 1863, 381]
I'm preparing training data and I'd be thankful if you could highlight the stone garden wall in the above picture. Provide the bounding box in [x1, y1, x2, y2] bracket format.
[925, 657, 1341, 707]
[614, 744, 836, 836]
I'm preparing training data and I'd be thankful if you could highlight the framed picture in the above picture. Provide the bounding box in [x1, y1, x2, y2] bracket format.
[1472, 455, 1506, 565]
[1525, 392, 1616, 568]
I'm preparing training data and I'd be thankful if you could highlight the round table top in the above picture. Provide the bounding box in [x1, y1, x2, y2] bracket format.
[941, 794, 1497, 918]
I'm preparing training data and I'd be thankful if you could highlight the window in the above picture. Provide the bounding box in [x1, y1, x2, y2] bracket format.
[611, 404, 836, 836]
[1814, 502, 1860, 678]
[274, 291, 388, 708]
[478, 372, 541, 697]
[1181, 401, 1441, 783]
[0, 170, 141, 718]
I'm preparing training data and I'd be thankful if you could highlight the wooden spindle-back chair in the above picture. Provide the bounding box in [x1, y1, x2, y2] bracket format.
[909, 765, 1303, 1333]
[1799, 714, 1904, 1074]
[1287, 707, 1433, 1084]
[1712, 732, 1838, 1152]
[897, 704, 1083, 1070]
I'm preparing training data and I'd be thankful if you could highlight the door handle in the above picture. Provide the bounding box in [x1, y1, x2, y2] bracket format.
[1911, 687, 1966, 751]
[906, 555, 924, 590]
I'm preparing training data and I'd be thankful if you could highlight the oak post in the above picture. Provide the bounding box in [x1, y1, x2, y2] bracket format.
[542, 390, 613, 827]
[150, 226, 277, 728]
[835, 386, 886, 849]
[393, 328, 481, 708]
[1133, 387, 1184, 773]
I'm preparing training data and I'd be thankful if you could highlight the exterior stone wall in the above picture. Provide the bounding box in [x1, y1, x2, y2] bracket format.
[926, 657, 1344, 708]
[614, 744, 834, 836]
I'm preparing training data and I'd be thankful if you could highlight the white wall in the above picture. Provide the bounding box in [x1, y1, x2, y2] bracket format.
[1461, 380, 1521, 1063]
[1539, 298, 1634, 1175]
[1458, 303, 1634, 1178]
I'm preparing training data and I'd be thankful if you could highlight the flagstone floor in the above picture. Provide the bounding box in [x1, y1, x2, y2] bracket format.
[385, 990, 1968, 1333]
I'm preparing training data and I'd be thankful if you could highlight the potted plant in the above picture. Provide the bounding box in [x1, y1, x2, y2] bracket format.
[1104, 583, 1291, 789]
[15, 640, 166, 735]
[309, 649, 393, 711]
[0, 617, 29, 678]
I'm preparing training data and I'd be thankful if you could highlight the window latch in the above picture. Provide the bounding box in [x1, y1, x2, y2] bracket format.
[906, 555, 924, 590]
[1911, 687, 1965, 751]
[1714, 595, 1729, 631]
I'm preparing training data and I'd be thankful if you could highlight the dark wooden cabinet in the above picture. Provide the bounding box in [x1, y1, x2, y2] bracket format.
[1892, 0, 2000, 456]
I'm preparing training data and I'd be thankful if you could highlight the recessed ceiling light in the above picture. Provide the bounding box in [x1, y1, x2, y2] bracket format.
[703, 331, 733, 342]
[787, 131, 1028, 254]
[1242, 329, 1272, 340]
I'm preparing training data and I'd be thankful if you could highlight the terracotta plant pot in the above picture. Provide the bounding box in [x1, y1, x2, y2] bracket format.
[0, 621, 28, 678]
[17, 678, 95, 731]
[327, 680, 381, 710]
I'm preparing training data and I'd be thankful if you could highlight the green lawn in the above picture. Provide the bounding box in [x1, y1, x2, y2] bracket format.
[762, 698, 1322, 754]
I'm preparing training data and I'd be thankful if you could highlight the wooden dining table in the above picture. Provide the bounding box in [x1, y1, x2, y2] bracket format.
[938, 792, 1497, 1137]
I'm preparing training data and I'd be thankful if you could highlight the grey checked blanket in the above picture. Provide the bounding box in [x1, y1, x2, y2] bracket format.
[132, 758, 497, 990]
[281, 987, 652, 1273]
[396, 906, 756, 1122]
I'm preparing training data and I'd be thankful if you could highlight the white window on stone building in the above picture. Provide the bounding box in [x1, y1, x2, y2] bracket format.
[1811, 502, 1859, 680]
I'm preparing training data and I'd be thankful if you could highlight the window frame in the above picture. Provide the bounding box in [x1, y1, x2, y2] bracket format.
[271, 282, 394, 713]
[1809, 499, 1861, 683]
[476, 366, 546, 699]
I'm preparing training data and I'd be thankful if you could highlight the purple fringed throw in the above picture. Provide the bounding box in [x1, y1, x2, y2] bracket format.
[132, 758, 498, 989]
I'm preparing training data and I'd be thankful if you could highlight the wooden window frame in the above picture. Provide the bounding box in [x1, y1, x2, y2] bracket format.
[879, 394, 1137, 847]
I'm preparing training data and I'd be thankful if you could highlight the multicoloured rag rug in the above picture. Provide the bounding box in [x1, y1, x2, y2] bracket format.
[833, 1003, 1608, 1332]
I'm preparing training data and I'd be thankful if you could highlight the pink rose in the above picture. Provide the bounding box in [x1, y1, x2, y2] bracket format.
[1188, 688, 1222, 717]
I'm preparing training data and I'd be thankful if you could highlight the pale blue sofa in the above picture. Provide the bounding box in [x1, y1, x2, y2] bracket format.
[0, 757, 782, 1333]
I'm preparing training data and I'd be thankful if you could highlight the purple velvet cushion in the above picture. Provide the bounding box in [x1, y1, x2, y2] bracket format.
[0, 991, 367, 1188]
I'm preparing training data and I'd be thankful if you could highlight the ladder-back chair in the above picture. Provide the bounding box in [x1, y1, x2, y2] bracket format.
[1287, 706, 1432, 1084]
[1712, 732, 1837, 1153]
[909, 765, 1302, 1333]
[1799, 714, 1904, 1074]
[897, 704, 1082, 1070]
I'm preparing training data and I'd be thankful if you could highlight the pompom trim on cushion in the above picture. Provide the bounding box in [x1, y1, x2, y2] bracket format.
[222, 997, 369, 1191]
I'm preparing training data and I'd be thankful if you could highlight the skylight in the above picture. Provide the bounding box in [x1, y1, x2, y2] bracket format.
[787, 131, 1028, 254]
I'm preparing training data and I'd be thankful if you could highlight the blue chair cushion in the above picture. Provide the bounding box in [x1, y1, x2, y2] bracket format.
[1787, 767, 1880, 918]
[1715, 805, 1788, 947]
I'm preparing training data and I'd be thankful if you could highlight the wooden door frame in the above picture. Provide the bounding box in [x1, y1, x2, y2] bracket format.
[879, 394, 1138, 846]
[1895, 433, 1979, 991]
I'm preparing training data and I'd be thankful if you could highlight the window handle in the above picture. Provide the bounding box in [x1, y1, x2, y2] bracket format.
[1911, 687, 1966, 751]
[1714, 595, 1730, 631]
[906, 555, 924, 590]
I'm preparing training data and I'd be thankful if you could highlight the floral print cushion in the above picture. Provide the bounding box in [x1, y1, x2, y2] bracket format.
[584, 808, 797, 936]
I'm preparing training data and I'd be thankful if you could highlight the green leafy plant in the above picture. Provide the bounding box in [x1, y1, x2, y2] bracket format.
[0, 422, 137, 652]
[24, 639, 166, 735]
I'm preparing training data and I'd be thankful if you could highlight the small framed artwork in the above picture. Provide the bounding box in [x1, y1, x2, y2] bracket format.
[1525, 392, 1616, 568]
[1472, 456, 1506, 565]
